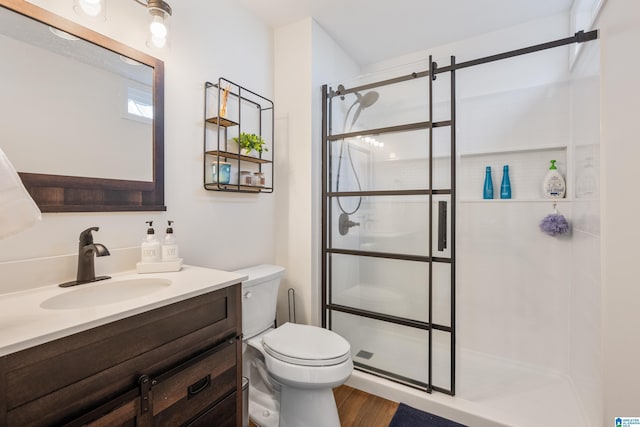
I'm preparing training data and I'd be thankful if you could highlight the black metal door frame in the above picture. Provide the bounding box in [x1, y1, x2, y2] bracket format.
[322, 55, 457, 394]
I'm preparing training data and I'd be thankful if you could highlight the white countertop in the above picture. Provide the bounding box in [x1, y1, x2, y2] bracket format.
[0, 265, 247, 357]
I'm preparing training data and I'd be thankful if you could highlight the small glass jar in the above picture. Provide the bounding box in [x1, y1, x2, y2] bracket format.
[253, 172, 265, 187]
[239, 170, 253, 186]
[211, 161, 231, 184]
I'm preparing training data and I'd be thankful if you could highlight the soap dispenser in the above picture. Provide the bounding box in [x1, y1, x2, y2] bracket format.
[543, 160, 566, 199]
[141, 221, 161, 263]
[162, 220, 179, 261]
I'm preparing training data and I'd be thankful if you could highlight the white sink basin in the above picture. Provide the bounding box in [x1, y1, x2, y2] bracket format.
[41, 278, 172, 310]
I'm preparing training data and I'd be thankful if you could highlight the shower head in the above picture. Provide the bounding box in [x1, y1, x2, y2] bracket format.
[350, 90, 379, 129]
[356, 90, 379, 108]
[336, 82, 381, 131]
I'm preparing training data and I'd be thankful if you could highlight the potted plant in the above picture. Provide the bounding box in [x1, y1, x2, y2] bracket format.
[233, 132, 268, 156]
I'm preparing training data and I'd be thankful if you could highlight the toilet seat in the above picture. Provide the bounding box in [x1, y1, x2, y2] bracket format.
[262, 323, 350, 367]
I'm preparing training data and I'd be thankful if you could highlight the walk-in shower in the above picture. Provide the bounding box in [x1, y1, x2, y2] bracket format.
[321, 29, 600, 427]
[323, 55, 457, 395]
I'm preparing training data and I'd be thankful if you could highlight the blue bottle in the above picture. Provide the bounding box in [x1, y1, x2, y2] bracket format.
[483, 166, 494, 199]
[500, 165, 511, 199]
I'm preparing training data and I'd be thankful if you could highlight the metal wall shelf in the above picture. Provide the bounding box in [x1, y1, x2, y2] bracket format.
[203, 78, 274, 194]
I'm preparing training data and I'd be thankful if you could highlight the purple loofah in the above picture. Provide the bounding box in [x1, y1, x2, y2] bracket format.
[540, 213, 570, 236]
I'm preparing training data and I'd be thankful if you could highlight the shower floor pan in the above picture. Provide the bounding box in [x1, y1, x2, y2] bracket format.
[344, 326, 588, 427]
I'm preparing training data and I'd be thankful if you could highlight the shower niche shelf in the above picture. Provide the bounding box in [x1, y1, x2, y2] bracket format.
[458, 143, 568, 157]
[460, 198, 572, 203]
[458, 144, 567, 201]
[204, 78, 274, 193]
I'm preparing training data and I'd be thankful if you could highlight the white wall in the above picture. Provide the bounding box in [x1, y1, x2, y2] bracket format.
[273, 18, 359, 326]
[273, 19, 313, 326]
[363, 14, 571, 94]
[0, 0, 275, 287]
[452, 15, 573, 372]
[597, 0, 640, 420]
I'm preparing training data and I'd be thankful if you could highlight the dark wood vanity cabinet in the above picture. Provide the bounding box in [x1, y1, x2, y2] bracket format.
[0, 284, 242, 427]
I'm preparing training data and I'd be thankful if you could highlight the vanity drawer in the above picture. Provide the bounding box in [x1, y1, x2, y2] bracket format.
[1, 284, 241, 427]
[151, 338, 237, 425]
[186, 392, 237, 427]
[62, 388, 140, 427]
[60, 338, 239, 427]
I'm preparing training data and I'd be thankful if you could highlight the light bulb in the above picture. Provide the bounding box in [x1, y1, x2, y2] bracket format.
[150, 34, 167, 48]
[150, 15, 168, 38]
[78, 0, 102, 17]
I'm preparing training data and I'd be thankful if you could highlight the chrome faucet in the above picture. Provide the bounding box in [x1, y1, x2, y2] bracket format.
[59, 227, 111, 288]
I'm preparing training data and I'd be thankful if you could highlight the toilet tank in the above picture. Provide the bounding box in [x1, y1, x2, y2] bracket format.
[233, 264, 285, 338]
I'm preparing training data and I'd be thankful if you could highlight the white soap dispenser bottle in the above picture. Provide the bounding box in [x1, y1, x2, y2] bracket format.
[542, 159, 566, 199]
[141, 221, 161, 263]
[162, 220, 179, 261]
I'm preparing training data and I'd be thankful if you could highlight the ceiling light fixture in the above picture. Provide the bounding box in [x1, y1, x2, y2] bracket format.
[135, 0, 172, 49]
[74, 0, 172, 49]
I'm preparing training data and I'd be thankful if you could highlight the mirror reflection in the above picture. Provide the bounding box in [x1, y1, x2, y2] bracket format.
[0, 5, 153, 182]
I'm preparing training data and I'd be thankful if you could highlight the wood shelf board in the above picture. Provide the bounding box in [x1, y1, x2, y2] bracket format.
[206, 117, 239, 127]
[205, 183, 272, 193]
[205, 150, 272, 164]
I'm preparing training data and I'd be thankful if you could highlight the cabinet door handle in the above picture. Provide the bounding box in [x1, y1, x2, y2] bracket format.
[187, 374, 211, 399]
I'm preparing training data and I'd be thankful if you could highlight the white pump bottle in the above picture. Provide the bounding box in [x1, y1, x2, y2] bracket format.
[141, 221, 161, 263]
[162, 220, 179, 261]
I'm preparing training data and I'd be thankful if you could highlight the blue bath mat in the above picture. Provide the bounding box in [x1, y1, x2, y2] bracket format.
[389, 403, 468, 427]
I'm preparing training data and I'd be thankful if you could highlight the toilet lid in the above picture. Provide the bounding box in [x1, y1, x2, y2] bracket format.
[262, 323, 351, 367]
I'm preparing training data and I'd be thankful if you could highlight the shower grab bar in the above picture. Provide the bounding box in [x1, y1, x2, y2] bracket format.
[438, 200, 447, 251]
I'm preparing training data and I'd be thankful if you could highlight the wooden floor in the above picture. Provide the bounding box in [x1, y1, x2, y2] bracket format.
[249, 385, 398, 427]
[334, 385, 399, 427]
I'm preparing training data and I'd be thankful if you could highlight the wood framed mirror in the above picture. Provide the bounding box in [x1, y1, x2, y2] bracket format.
[0, 0, 165, 212]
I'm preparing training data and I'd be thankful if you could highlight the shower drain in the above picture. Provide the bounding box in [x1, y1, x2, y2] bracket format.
[355, 350, 374, 360]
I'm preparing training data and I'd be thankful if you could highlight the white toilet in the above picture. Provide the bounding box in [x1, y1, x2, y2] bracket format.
[234, 264, 353, 427]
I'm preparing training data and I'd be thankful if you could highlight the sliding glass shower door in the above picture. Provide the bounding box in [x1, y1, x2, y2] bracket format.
[322, 57, 456, 394]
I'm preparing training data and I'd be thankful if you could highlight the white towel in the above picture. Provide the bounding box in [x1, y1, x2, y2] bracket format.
[0, 147, 41, 239]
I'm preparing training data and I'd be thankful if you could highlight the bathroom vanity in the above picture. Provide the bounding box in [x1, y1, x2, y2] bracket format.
[0, 266, 246, 427]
